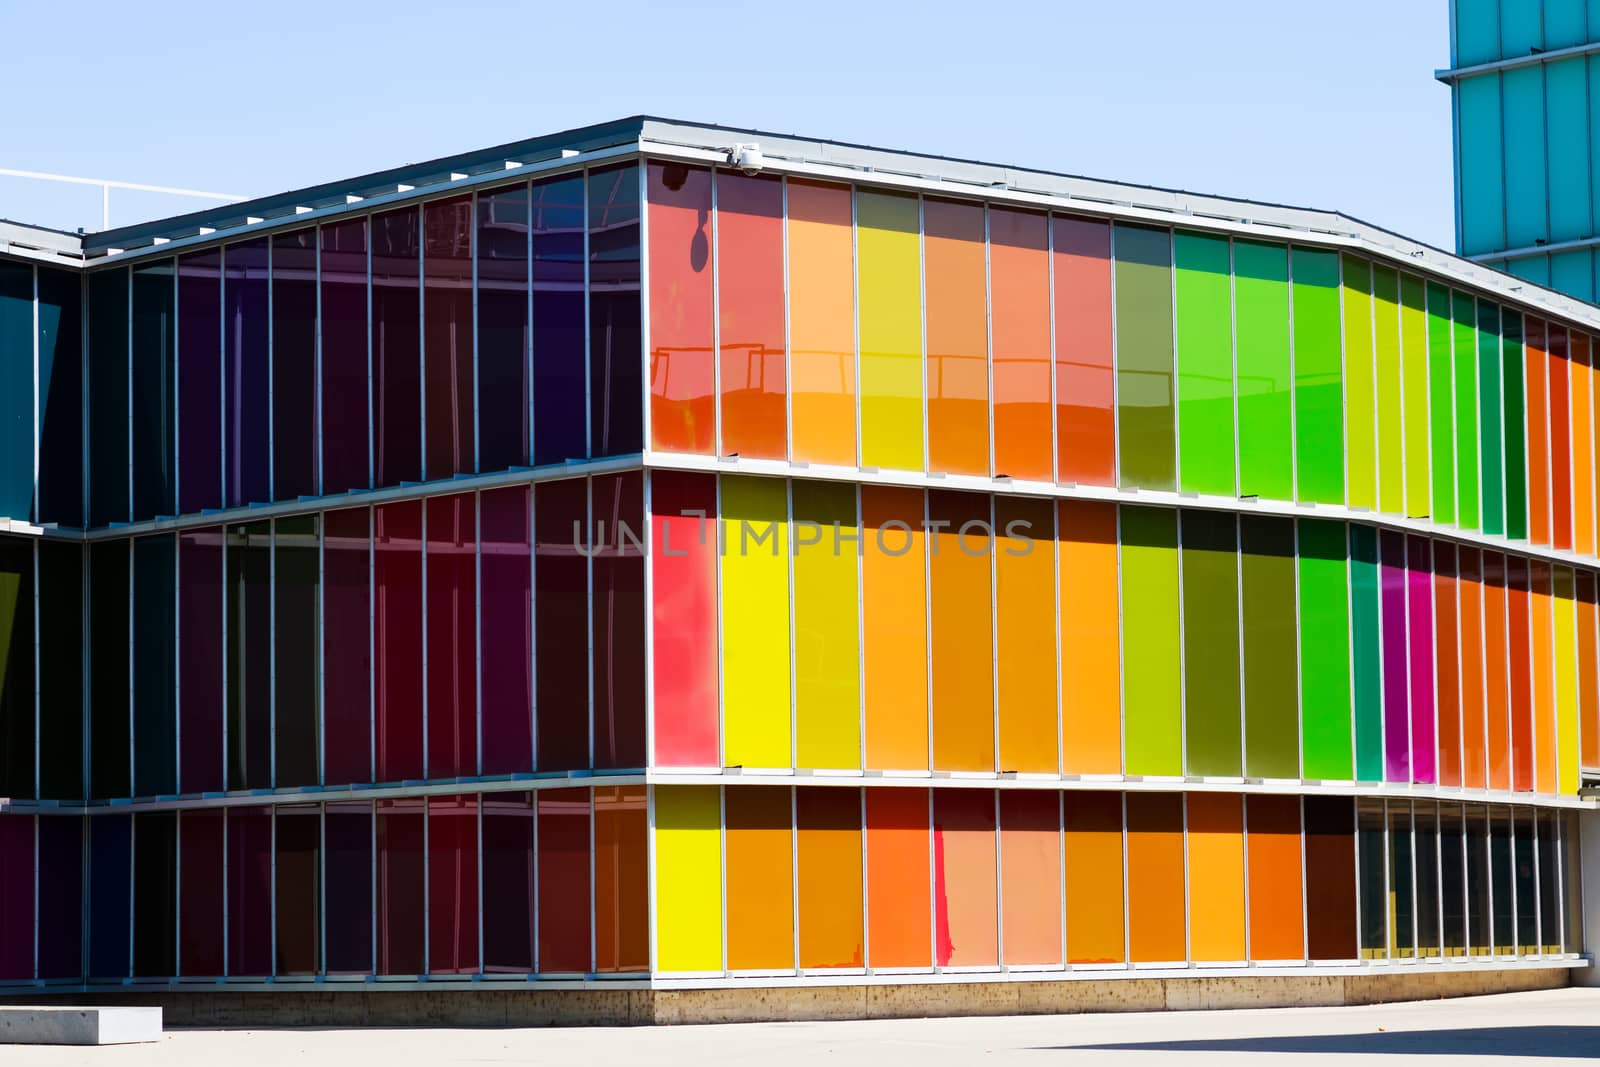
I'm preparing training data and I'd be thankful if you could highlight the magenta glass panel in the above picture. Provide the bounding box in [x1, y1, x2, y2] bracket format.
[481, 792, 534, 972]
[480, 486, 531, 775]
[0, 815, 31, 979]
[177, 249, 222, 513]
[224, 238, 269, 508]
[321, 219, 369, 495]
[178, 527, 223, 794]
[424, 196, 474, 479]
[537, 787, 591, 973]
[37, 816, 82, 980]
[226, 806, 272, 977]
[1407, 538, 1437, 784]
[177, 809, 223, 977]
[426, 493, 476, 779]
[377, 798, 425, 975]
[428, 794, 479, 974]
[325, 800, 373, 975]
[1380, 530, 1410, 782]
[593, 471, 645, 769]
[376, 501, 423, 782]
[373, 206, 421, 488]
[272, 228, 318, 500]
[477, 183, 530, 473]
[323, 507, 371, 786]
[535, 478, 589, 771]
[531, 174, 587, 466]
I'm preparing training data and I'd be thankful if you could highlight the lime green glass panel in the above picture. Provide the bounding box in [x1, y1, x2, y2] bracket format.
[1400, 274, 1430, 518]
[1115, 226, 1176, 491]
[1427, 281, 1455, 525]
[1373, 267, 1404, 516]
[1241, 515, 1299, 778]
[1121, 506, 1181, 775]
[1181, 509, 1240, 776]
[1343, 256, 1377, 510]
[1175, 232, 1234, 496]
[1299, 519, 1353, 780]
[1235, 240, 1292, 500]
[1293, 248, 1343, 504]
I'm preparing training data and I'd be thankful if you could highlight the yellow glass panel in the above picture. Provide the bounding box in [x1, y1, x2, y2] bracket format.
[721, 475, 791, 768]
[653, 785, 723, 971]
[857, 190, 924, 472]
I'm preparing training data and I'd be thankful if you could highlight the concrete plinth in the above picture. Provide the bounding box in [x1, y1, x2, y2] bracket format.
[0, 1006, 162, 1045]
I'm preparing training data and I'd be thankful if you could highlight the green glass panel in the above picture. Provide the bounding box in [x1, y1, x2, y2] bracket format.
[1453, 291, 1480, 531]
[1293, 248, 1343, 504]
[1343, 256, 1377, 510]
[38, 540, 83, 800]
[1115, 225, 1176, 491]
[1503, 310, 1528, 540]
[1374, 267, 1404, 515]
[1299, 519, 1353, 780]
[90, 539, 130, 799]
[1400, 274, 1431, 519]
[1121, 506, 1181, 775]
[1479, 303, 1505, 537]
[1350, 525, 1383, 782]
[1235, 240, 1292, 500]
[1180, 510, 1240, 776]
[1174, 231, 1234, 496]
[1241, 515, 1298, 778]
[1427, 282, 1455, 525]
[132, 534, 176, 797]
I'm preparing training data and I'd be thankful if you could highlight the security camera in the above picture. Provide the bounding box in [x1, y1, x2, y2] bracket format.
[728, 143, 764, 175]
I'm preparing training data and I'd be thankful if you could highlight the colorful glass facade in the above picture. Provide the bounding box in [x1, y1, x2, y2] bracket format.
[0, 119, 1592, 994]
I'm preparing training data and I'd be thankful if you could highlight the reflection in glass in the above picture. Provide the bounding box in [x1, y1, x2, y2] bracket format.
[477, 183, 530, 472]
[424, 196, 474, 479]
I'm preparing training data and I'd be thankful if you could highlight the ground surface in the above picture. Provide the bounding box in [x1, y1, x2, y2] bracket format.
[6, 986, 1600, 1065]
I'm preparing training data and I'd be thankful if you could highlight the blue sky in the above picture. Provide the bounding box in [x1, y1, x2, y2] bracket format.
[1, 1, 1455, 247]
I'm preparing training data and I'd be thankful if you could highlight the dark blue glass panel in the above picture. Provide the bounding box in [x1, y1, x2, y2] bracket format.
[477, 184, 529, 473]
[272, 229, 318, 501]
[88, 813, 130, 979]
[131, 811, 175, 977]
[176, 250, 221, 514]
[37, 815, 83, 979]
[178, 527, 223, 794]
[37, 266, 83, 528]
[131, 260, 175, 521]
[482, 792, 534, 971]
[89, 540, 129, 799]
[588, 164, 642, 458]
[88, 268, 128, 527]
[37, 540, 82, 800]
[132, 534, 176, 797]
[373, 207, 421, 488]
[0, 260, 31, 523]
[225, 239, 270, 508]
[325, 800, 373, 974]
[425, 196, 473, 479]
[532, 174, 586, 466]
[321, 219, 369, 495]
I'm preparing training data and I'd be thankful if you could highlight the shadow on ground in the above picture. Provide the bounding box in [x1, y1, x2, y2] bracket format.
[1044, 1026, 1600, 1058]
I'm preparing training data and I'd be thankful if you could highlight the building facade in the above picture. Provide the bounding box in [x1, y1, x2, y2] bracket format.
[0, 117, 1594, 1017]
[1445, 0, 1600, 299]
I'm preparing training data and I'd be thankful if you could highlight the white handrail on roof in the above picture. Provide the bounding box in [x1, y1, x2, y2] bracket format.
[0, 167, 248, 230]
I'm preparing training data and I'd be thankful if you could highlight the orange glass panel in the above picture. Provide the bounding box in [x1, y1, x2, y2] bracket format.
[716, 172, 786, 461]
[862, 486, 928, 770]
[1579, 572, 1599, 770]
[1053, 216, 1115, 486]
[1508, 556, 1534, 792]
[1185, 793, 1245, 962]
[924, 198, 989, 477]
[796, 787, 863, 968]
[929, 490, 995, 773]
[787, 180, 856, 467]
[933, 790, 997, 967]
[1063, 791, 1124, 964]
[1527, 318, 1551, 546]
[725, 785, 794, 970]
[991, 207, 1052, 482]
[1435, 546, 1462, 788]
[1126, 793, 1185, 963]
[996, 496, 1058, 774]
[1484, 552, 1512, 791]
[1459, 548, 1488, 790]
[1572, 334, 1594, 556]
[1059, 500, 1120, 773]
[1550, 327, 1573, 551]
[594, 785, 648, 973]
[865, 788, 930, 968]
[1246, 795, 1305, 961]
[1531, 561, 1557, 794]
[647, 163, 714, 455]
[999, 791, 1061, 966]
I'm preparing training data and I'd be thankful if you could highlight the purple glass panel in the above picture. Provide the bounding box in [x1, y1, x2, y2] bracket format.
[587, 164, 643, 457]
[476, 183, 530, 473]
[1380, 530, 1410, 783]
[1407, 538, 1437, 785]
[532, 174, 587, 466]
[324, 507, 371, 786]
[272, 229, 318, 500]
[178, 526, 223, 794]
[226, 522, 271, 791]
[0, 814, 31, 979]
[376, 501, 424, 782]
[226, 806, 272, 977]
[373, 206, 421, 488]
[377, 798, 425, 975]
[321, 219, 369, 495]
[426, 494, 476, 779]
[424, 196, 474, 479]
[480, 487, 532, 775]
[592, 470, 645, 769]
[224, 239, 269, 508]
[177, 809, 223, 977]
[427, 794, 478, 974]
[535, 477, 589, 771]
[36, 815, 82, 980]
[325, 800, 373, 975]
[481, 792, 534, 972]
[177, 250, 222, 513]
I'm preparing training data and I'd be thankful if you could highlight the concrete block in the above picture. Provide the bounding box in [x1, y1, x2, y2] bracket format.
[0, 1006, 161, 1045]
[1015, 978, 1165, 1015]
[1164, 975, 1346, 1012]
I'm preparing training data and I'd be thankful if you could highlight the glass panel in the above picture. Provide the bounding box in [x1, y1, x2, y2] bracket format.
[532, 173, 588, 465]
[37, 266, 83, 528]
[537, 787, 590, 972]
[1126, 792, 1185, 963]
[480, 487, 532, 775]
[991, 208, 1051, 482]
[275, 515, 320, 788]
[857, 190, 923, 472]
[1453, 291, 1481, 531]
[714, 171, 784, 461]
[132, 534, 175, 797]
[1174, 231, 1234, 496]
[476, 183, 530, 473]
[423, 196, 473, 479]
[376, 797, 425, 974]
[1532, 562, 1559, 795]
[89, 814, 130, 978]
[1556, 566, 1580, 795]
[788, 180, 856, 466]
[1380, 531, 1410, 782]
[654, 784, 722, 971]
[1427, 282, 1456, 525]
[88, 268, 128, 527]
[1121, 507, 1181, 775]
[1467, 802, 1492, 954]
[179, 527, 223, 796]
[320, 218, 369, 495]
[1181, 510, 1241, 777]
[1514, 808, 1537, 951]
[1491, 804, 1514, 952]
[37, 541, 82, 800]
[375, 501, 423, 782]
[427, 794, 478, 974]
[1065, 791, 1124, 963]
[0, 539, 34, 799]
[1503, 309, 1528, 541]
[1304, 796, 1357, 959]
[1479, 302, 1505, 536]
[995, 496, 1056, 774]
[1486, 552, 1513, 790]
[924, 198, 988, 478]
[1054, 216, 1115, 486]
[1527, 319, 1552, 545]
[726, 785, 795, 970]
[722, 475, 791, 768]
[929, 490, 993, 773]
[0, 263, 32, 522]
[275, 805, 320, 976]
[373, 207, 421, 488]
[37, 815, 83, 980]
[1242, 516, 1299, 778]
[1114, 225, 1175, 490]
[1436, 546, 1462, 788]
[272, 229, 317, 500]
[1461, 549, 1489, 789]
[224, 239, 269, 508]
[1415, 801, 1442, 958]
[1293, 247, 1344, 504]
[796, 786, 863, 969]
[647, 163, 713, 455]
[225, 521, 270, 791]
[1300, 520, 1353, 780]
[861, 486, 928, 771]
[226, 806, 271, 976]
[1343, 256, 1377, 510]
[89, 541, 129, 799]
[792, 480, 861, 770]
[481, 792, 534, 972]
[1538, 809, 1560, 953]
[592, 471, 645, 770]
[1246, 795, 1304, 960]
[1565, 810, 1584, 954]
[1388, 801, 1415, 959]
[1186, 792, 1245, 962]
[1059, 501, 1121, 774]
[1373, 267, 1403, 515]
[130, 259, 175, 522]
[1408, 538, 1437, 785]
[1234, 240, 1292, 500]
[0, 816, 31, 979]
[323, 507, 371, 786]
[1400, 274, 1430, 519]
[1572, 334, 1594, 554]
[425, 494, 475, 779]
[864, 787, 930, 968]
[650, 471, 719, 767]
[534, 477, 589, 771]
[325, 800, 373, 975]
[594, 785, 648, 973]
[1509, 556, 1535, 792]
[932, 789, 997, 967]
[177, 809, 223, 976]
